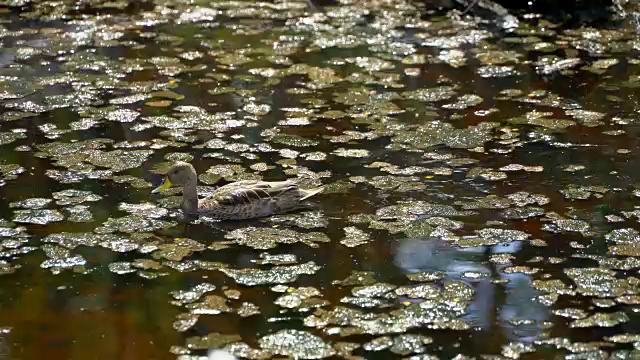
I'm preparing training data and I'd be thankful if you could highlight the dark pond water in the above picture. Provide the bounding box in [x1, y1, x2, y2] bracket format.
[1, 0, 640, 359]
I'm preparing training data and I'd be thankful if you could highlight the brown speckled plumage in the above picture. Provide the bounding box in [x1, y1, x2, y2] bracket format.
[152, 162, 324, 220]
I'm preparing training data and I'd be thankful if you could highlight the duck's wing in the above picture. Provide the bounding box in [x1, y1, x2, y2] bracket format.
[211, 180, 298, 206]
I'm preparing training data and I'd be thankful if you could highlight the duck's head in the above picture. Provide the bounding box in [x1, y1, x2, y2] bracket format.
[152, 161, 197, 193]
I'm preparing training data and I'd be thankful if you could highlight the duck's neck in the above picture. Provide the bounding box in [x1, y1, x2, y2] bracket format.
[181, 178, 199, 214]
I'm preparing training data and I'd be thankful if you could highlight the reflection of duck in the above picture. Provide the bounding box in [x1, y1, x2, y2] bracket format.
[394, 236, 483, 274]
[394, 235, 549, 342]
[152, 162, 324, 220]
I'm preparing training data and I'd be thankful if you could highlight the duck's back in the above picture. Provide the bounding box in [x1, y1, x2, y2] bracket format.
[199, 180, 315, 219]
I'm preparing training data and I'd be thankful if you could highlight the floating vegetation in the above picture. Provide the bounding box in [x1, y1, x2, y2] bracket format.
[94, 215, 176, 234]
[13, 209, 64, 225]
[220, 262, 322, 286]
[259, 329, 334, 359]
[225, 227, 330, 249]
[52, 189, 102, 205]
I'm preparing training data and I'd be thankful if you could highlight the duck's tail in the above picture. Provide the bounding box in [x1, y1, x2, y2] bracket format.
[299, 186, 325, 200]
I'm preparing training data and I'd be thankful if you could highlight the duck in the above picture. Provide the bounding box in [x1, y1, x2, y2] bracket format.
[151, 161, 324, 220]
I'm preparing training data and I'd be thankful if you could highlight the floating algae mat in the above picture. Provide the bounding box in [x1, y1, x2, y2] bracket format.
[1, 0, 640, 358]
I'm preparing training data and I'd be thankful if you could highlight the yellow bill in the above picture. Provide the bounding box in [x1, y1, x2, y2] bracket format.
[152, 176, 173, 194]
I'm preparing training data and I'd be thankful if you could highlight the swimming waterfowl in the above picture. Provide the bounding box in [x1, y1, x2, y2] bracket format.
[151, 161, 324, 220]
